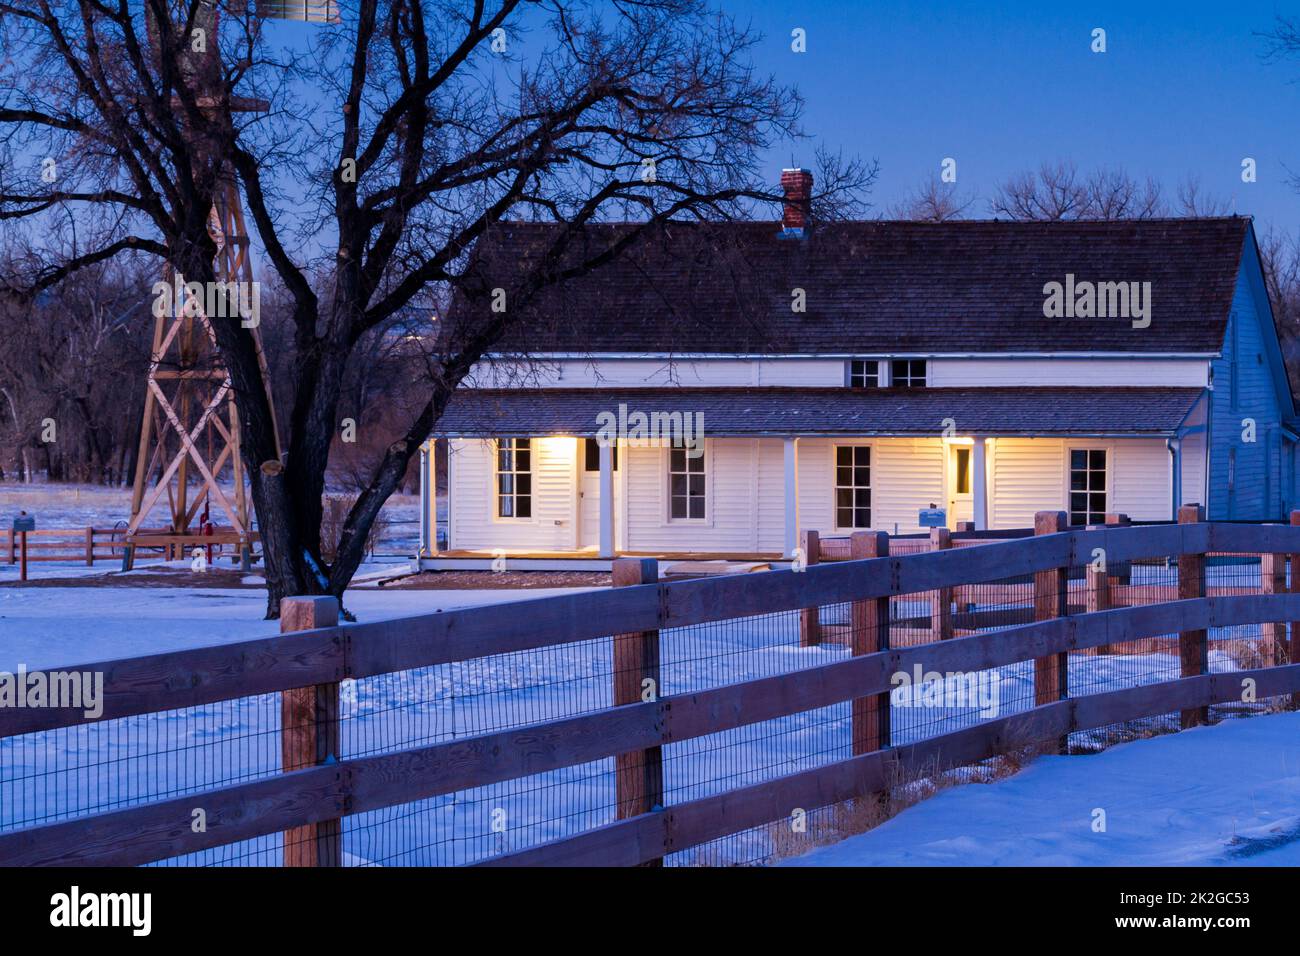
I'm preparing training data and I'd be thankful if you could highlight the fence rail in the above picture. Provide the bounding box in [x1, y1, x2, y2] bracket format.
[2, 526, 258, 566]
[2, 509, 1299, 866]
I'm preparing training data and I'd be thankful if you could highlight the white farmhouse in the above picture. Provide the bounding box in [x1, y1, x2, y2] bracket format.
[416, 171, 1296, 567]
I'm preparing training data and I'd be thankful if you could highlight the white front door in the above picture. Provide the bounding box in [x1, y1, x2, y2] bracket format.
[578, 439, 618, 549]
[579, 472, 601, 549]
[948, 444, 973, 527]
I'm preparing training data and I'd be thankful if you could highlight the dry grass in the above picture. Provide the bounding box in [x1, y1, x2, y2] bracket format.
[0, 564, 259, 589]
[387, 569, 610, 589]
[1070, 718, 1181, 754]
[320, 493, 388, 563]
[1216, 637, 1266, 670]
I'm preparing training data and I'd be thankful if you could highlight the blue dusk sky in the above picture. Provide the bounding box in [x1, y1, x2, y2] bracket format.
[737, 0, 1300, 232]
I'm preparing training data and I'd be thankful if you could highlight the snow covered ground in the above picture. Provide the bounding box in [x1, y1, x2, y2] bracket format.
[0, 505, 1290, 866]
[0, 575, 1282, 865]
[784, 711, 1300, 867]
[0, 580, 594, 671]
[0, 480, 440, 565]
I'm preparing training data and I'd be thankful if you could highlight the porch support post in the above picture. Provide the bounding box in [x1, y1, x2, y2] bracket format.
[783, 437, 799, 558]
[598, 440, 615, 558]
[419, 439, 437, 557]
[972, 436, 988, 531]
[1168, 437, 1183, 520]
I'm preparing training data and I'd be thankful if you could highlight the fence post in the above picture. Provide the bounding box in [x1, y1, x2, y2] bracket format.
[1262, 548, 1287, 668]
[850, 531, 890, 755]
[1088, 519, 1113, 655]
[1105, 513, 1131, 587]
[85, 527, 94, 567]
[1290, 511, 1300, 707]
[6, 527, 13, 564]
[280, 596, 343, 867]
[1177, 504, 1208, 729]
[1033, 511, 1068, 713]
[799, 530, 821, 647]
[929, 526, 953, 641]
[611, 558, 664, 865]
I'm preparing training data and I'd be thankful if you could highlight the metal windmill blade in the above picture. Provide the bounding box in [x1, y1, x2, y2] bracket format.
[256, 0, 339, 22]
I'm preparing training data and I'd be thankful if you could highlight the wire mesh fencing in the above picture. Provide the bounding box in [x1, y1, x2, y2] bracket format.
[3, 519, 1298, 867]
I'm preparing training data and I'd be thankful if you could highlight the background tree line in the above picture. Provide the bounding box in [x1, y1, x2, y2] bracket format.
[0, 252, 431, 494]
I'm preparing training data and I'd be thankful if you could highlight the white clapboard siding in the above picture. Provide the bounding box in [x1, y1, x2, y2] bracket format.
[754, 439, 788, 551]
[988, 437, 1175, 527]
[446, 437, 577, 551]
[929, 358, 1208, 387]
[793, 437, 945, 536]
[448, 432, 1189, 552]
[467, 359, 845, 388]
[467, 356, 1211, 390]
[1110, 439, 1173, 520]
[622, 438, 785, 552]
[988, 438, 1066, 529]
[872, 439, 947, 534]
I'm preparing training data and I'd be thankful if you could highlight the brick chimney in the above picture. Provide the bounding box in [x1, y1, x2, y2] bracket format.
[780, 168, 813, 235]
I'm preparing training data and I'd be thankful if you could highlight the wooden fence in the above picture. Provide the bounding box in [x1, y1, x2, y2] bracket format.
[2, 509, 1300, 866]
[4, 527, 135, 565]
[3, 526, 258, 565]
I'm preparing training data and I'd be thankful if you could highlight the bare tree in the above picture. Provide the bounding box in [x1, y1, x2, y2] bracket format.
[1262, 13, 1300, 55]
[1262, 15, 1300, 191]
[1258, 227, 1300, 382]
[887, 174, 973, 221]
[989, 161, 1163, 220]
[0, 0, 872, 615]
[0, 252, 156, 483]
[1174, 177, 1232, 217]
[1258, 12, 1300, 389]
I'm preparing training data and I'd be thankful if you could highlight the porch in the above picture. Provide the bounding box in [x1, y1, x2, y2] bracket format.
[417, 385, 1208, 566]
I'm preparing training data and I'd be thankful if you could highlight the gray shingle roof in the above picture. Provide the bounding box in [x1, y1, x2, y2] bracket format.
[460, 218, 1249, 355]
[435, 387, 1206, 437]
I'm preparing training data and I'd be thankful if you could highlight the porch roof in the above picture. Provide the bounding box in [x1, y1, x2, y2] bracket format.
[433, 386, 1206, 438]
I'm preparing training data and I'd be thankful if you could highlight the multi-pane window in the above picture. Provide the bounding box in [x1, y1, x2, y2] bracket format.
[496, 438, 532, 518]
[583, 438, 618, 472]
[669, 443, 706, 519]
[835, 445, 872, 529]
[1068, 449, 1107, 526]
[890, 359, 927, 387]
[848, 359, 880, 388]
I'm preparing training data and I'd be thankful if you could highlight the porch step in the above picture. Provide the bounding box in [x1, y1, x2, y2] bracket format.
[661, 560, 771, 580]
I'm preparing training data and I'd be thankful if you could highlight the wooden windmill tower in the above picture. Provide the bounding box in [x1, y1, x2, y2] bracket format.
[123, 0, 336, 568]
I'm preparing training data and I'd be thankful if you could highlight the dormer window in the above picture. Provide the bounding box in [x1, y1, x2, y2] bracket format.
[847, 359, 880, 388]
[890, 359, 927, 388]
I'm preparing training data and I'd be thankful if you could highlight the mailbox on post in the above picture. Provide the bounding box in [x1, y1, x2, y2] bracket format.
[918, 505, 947, 529]
[12, 512, 34, 582]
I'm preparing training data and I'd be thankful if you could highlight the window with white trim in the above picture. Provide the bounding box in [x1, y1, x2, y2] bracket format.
[1068, 449, 1106, 526]
[669, 442, 706, 519]
[890, 359, 927, 387]
[496, 438, 532, 518]
[834, 445, 872, 529]
[847, 359, 880, 388]
[583, 438, 618, 472]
